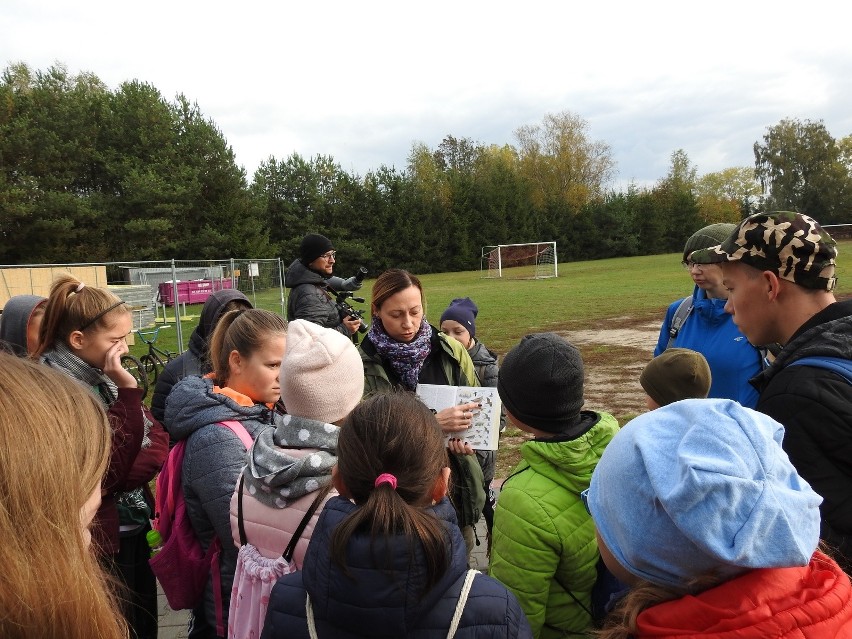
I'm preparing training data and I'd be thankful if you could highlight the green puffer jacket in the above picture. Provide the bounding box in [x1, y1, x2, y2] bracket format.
[490, 411, 619, 639]
[359, 326, 477, 395]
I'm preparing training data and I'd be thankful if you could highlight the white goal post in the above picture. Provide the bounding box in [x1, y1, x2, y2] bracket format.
[480, 242, 558, 279]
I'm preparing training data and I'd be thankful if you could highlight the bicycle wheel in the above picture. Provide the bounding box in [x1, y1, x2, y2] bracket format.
[140, 354, 159, 384]
[121, 354, 149, 400]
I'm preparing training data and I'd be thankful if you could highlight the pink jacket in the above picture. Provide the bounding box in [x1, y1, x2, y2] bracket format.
[229, 448, 335, 568]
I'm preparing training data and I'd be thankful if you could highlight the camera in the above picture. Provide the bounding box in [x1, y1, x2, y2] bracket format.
[354, 266, 368, 284]
[334, 290, 369, 334]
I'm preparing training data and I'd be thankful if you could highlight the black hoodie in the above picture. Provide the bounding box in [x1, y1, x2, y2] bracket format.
[150, 289, 252, 424]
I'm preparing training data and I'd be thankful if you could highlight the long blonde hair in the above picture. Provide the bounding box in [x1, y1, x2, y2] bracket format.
[0, 353, 128, 639]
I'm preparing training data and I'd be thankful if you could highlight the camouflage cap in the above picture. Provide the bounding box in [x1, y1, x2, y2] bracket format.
[689, 211, 838, 291]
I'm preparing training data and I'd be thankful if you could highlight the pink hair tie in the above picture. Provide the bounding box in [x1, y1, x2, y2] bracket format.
[75, 282, 86, 293]
[374, 473, 398, 490]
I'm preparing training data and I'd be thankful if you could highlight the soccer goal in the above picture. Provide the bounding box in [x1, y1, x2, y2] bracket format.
[480, 242, 558, 279]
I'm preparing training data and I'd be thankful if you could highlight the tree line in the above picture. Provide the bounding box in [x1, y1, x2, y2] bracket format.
[2, 63, 850, 273]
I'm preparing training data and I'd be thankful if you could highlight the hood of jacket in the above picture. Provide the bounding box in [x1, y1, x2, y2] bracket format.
[517, 411, 619, 494]
[285, 259, 328, 288]
[0, 295, 45, 356]
[242, 414, 340, 508]
[186, 289, 253, 358]
[468, 340, 497, 366]
[164, 374, 274, 441]
[691, 286, 730, 327]
[754, 299, 852, 388]
[301, 495, 469, 634]
[635, 551, 852, 638]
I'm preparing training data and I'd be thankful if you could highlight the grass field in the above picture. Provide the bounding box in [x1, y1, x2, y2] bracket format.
[135, 240, 852, 357]
[133, 240, 852, 478]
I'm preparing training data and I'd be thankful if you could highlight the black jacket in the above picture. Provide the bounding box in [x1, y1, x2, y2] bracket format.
[750, 299, 852, 572]
[284, 259, 362, 335]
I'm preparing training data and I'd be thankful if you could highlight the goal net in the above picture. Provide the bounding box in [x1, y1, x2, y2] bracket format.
[480, 242, 558, 279]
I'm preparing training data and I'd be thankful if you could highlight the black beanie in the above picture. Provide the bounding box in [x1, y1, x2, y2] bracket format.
[300, 233, 334, 265]
[497, 333, 585, 433]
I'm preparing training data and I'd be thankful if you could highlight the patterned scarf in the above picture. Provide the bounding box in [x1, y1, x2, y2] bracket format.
[43, 341, 154, 526]
[42, 341, 119, 404]
[243, 413, 340, 509]
[367, 317, 432, 391]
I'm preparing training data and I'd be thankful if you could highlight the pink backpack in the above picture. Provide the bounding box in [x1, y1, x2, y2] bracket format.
[150, 420, 252, 636]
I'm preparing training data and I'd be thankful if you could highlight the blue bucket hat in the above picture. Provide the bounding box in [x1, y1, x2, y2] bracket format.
[587, 398, 822, 590]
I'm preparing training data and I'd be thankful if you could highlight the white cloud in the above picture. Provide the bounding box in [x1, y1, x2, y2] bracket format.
[3, 0, 851, 185]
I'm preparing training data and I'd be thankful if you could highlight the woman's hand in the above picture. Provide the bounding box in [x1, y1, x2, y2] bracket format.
[103, 339, 137, 389]
[434, 400, 481, 434]
[447, 437, 474, 456]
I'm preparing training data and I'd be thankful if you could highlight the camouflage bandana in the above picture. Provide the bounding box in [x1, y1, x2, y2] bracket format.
[689, 211, 838, 291]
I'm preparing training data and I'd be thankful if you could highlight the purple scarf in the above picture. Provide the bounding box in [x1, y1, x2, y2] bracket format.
[367, 317, 432, 391]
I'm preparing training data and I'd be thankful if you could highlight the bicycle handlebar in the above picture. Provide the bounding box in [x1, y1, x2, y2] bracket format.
[136, 327, 161, 345]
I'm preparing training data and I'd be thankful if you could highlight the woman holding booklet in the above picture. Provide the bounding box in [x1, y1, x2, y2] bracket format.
[357, 268, 485, 551]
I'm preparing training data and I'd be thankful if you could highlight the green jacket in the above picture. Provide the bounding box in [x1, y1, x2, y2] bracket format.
[490, 411, 619, 639]
[359, 326, 477, 396]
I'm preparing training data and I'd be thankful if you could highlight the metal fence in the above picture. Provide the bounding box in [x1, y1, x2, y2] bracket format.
[0, 258, 285, 353]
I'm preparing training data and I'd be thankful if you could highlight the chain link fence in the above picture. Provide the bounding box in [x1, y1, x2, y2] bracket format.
[0, 258, 285, 352]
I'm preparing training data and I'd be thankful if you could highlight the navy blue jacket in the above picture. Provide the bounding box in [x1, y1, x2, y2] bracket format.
[261, 496, 532, 638]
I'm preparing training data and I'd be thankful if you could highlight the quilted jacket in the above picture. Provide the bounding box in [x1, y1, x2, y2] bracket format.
[633, 551, 852, 637]
[261, 495, 533, 638]
[490, 411, 619, 639]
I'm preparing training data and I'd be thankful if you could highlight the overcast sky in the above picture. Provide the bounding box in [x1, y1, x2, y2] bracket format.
[3, 0, 850, 189]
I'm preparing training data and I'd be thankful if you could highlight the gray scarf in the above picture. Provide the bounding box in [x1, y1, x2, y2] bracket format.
[243, 413, 339, 509]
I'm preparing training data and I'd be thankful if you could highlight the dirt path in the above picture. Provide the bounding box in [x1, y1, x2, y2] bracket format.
[495, 314, 662, 477]
[564, 317, 660, 419]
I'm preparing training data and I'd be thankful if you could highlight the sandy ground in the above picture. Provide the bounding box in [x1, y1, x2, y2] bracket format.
[564, 319, 661, 418]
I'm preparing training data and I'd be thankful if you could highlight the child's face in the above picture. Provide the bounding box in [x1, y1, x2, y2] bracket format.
[26, 307, 45, 355]
[73, 312, 132, 369]
[645, 394, 660, 411]
[440, 320, 472, 349]
[228, 335, 286, 404]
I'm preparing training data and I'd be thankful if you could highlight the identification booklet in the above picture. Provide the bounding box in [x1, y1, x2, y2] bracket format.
[415, 384, 501, 451]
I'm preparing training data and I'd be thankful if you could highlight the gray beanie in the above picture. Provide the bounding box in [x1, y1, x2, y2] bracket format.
[497, 333, 584, 433]
[682, 223, 737, 263]
[640, 348, 711, 406]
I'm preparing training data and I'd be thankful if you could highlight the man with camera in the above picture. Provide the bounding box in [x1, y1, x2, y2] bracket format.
[285, 233, 364, 336]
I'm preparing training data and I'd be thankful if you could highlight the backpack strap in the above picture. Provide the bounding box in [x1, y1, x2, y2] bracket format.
[219, 419, 253, 448]
[666, 296, 693, 350]
[283, 484, 332, 562]
[214, 419, 253, 637]
[446, 569, 477, 639]
[787, 356, 852, 384]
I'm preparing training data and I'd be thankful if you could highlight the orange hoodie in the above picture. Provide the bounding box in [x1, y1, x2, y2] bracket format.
[635, 552, 852, 638]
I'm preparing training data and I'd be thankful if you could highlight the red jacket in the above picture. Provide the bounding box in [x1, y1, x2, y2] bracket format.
[94, 387, 169, 554]
[635, 552, 852, 638]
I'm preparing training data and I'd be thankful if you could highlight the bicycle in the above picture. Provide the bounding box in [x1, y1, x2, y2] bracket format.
[135, 327, 178, 385]
[120, 353, 150, 400]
